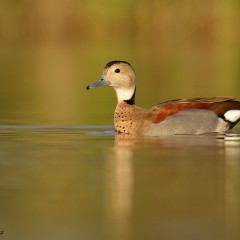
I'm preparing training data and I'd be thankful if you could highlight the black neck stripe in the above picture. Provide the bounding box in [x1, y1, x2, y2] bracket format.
[124, 98, 135, 105]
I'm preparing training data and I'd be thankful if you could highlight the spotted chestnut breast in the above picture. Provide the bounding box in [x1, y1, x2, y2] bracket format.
[114, 104, 133, 134]
[114, 102, 148, 134]
[87, 61, 240, 136]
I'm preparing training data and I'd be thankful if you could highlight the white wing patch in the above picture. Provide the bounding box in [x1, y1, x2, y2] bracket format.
[224, 110, 240, 122]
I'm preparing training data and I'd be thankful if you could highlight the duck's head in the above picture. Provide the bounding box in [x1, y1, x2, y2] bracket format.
[87, 61, 136, 104]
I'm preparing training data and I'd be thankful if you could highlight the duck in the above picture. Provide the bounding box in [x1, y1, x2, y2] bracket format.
[86, 60, 240, 136]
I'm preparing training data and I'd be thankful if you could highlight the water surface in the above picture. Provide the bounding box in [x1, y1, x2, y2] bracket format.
[0, 126, 240, 240]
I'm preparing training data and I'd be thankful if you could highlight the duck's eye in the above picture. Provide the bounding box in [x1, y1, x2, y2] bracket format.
[114, 68, 120, 73]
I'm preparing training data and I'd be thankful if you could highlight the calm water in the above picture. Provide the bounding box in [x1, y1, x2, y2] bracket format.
[0, 125, 240, 240]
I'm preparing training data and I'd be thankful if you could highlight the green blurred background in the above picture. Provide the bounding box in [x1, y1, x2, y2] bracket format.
[0, 0, 239, 126]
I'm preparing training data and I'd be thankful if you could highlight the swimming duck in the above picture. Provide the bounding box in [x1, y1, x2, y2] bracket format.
[86, 60, 240, 135]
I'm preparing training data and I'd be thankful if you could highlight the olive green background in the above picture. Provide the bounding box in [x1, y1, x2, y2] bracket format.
[0, 0, 239, 126]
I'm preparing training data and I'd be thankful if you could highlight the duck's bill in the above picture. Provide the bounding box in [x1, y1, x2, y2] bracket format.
[86, 75, 109, 90]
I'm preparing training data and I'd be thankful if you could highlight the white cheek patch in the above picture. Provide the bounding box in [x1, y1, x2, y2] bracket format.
[224, 110, 240, 123]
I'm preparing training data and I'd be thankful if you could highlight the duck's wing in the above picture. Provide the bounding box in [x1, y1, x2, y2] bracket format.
[156, 96, 235, 105]
[149, 97, 240, 125]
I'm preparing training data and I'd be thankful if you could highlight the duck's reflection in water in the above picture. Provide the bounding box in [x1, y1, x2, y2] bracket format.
[224, 140, 240, 239]
[105, 135, 135, 240]
[105, 132, 240, 239]
[114, 133, 226, 150]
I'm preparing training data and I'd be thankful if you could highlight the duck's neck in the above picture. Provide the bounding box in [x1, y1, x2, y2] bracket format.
[124, 88, 136, 105]
[116, 86, 136, 105]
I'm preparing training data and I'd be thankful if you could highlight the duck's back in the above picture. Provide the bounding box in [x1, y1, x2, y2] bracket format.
[145, 97, 240, 136]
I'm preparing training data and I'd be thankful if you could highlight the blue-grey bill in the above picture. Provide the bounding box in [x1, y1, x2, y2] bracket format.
[86, 76, 109, 90]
